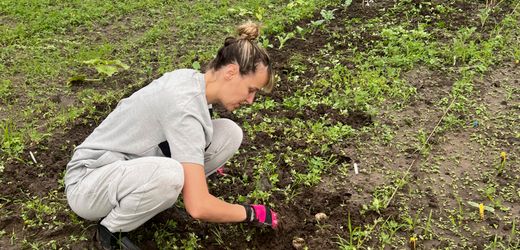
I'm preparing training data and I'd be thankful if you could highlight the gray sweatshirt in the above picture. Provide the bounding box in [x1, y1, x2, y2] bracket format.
[65, 69, 213, 187]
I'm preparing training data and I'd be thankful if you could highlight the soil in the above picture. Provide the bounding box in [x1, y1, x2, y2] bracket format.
[1, 0, 519, 249]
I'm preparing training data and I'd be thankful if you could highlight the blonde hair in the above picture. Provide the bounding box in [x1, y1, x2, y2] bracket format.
[207, 21, 274, 92]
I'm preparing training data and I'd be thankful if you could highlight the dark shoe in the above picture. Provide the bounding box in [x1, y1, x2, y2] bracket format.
[94, 223, 140, 250]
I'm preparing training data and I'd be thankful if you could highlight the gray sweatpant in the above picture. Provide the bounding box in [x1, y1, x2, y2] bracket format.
[66, 119, 242, 232]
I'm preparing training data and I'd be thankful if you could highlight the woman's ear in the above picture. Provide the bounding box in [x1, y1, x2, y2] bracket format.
[224, 64, 239, 80]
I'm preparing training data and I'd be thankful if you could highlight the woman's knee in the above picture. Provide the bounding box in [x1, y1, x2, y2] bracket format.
[215, 118, 243, 151]
[148, 159, 184, 204]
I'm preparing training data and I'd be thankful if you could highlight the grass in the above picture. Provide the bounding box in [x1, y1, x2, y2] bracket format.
[1, 0, 520, 248]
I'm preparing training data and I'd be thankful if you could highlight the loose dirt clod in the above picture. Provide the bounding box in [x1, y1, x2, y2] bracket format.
[292, 237, 306, 249]
[314, 212, 328, 222]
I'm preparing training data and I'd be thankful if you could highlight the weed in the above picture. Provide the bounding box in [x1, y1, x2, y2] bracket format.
[336, 212, 365, 249]
[276, 32, 295, 49]
[20, 197, 58, 229]
[379, 219, 403, 248]
[82, 58, 130, 78]
[0, 79, 12, 103]
[363, 183, 396, 214]
[509, 219, 519, 247]
[450, 27, 478, 66]
[181, 233, 201, 249]
[1, 120, 24, 159]
[291, 156, 336, 187]
[415, 129, 430, 156]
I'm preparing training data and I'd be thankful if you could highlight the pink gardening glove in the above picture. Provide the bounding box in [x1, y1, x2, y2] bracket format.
[242, 204, 279, 229]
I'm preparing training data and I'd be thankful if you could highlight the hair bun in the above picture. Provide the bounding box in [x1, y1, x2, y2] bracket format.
[237, 21, 260, 41]
[224, 37, 237, 46]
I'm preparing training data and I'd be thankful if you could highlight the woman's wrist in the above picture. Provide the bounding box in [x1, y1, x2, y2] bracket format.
[242, 204, 254, 222]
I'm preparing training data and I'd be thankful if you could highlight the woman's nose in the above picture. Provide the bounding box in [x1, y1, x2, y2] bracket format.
[246, 92, 256, 104]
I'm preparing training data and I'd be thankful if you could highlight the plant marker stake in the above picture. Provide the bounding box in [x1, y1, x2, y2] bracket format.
[479, 203, 485, 220]
[29, 151, 37, 164]
[499, 151, 507, 174]
[409, 236, 417, 250]
[216, 167, 226, 176]
[354, 163, 359, 174]
[500, 151, 506, 163]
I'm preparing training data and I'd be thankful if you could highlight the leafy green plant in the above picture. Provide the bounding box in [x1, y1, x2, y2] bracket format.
[379, 219, 403, 248]
[419, 210, 435, 240]
[415, 129, 430, 156]
[336, 213, 367, 249]
[450, 27, 478, 66]
[291, 156, 336, 187]
[479, 7, 493, 28]
[468, 201, 495, 220]
[82, 58, 130, 78]
[1, 120, 24, 158]
[0, 79, 12, 103]
[20, 197, 58, 229]
[363, 184, 394, 214]
[276, 32, 295, 49]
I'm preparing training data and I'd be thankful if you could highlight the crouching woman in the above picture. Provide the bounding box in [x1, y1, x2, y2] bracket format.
[64, 22, 278, 249]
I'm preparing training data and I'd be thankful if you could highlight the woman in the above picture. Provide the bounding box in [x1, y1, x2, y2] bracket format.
[65, 22, 278, 249]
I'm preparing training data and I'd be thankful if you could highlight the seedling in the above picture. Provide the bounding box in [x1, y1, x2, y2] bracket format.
[276, 32, 295, 49]
[82, 58, 129, 78]
[336, 212, 367, 249]
[1, 120, 25, 158]
[420, 210, 435, 240]
[468, 201, 495, 219]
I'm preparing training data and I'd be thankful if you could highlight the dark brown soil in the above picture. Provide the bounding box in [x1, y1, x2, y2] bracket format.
[1, 0, 518, 249]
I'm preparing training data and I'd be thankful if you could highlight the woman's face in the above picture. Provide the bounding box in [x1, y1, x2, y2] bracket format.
[220, 64, 268, 111]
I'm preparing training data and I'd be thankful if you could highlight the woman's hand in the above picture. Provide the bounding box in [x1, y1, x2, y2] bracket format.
[242, 204, 279, 229]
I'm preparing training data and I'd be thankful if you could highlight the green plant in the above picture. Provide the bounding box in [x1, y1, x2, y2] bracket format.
[276, 32, 295, 49]
[450, 27, 478, 66]
[415, 129, 430, 156]
[508, 219, 519, 247]
[291, 156, 336, 187]
[320, 8, 337, 22]
[1, 120, 24, 158]
[379, 219, 403, 248]
[479, 7, 493, 28]
[419, 210, 435, 240]
[181, 233, 201, 249]
[468, 201, 495, 218]
[20, 197, 58, 229]
[0, 79, 12, 103]
[82, 58, 130, 78]
[363, 183, 397, 214]
[336, 213, 366, 249]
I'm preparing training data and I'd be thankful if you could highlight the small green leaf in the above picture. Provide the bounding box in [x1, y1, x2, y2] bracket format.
[110, 59, 130, 70]
[467, 201, 495, 213]
[82, 58, 130, 77]
[467, 201, 479, 207]
[192, 61, 201, 70]
[95, 65, 118, 77]
[67, 74, 86, 85]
